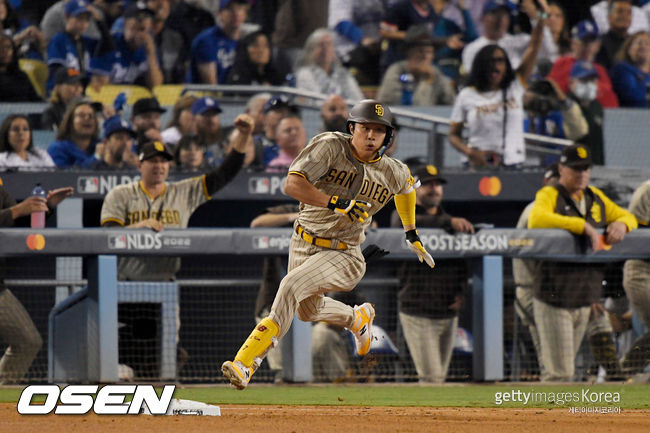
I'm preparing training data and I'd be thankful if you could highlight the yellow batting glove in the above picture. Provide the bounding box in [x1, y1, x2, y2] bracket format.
[405, 229, 435, 268]
[327, 195, 371, 223]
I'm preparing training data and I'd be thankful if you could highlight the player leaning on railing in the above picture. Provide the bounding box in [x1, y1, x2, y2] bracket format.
[222, 100, 435, 390]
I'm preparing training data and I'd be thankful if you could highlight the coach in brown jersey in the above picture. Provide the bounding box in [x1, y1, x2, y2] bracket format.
[100, 113, 254, 281]
[222, 99, 435, 390]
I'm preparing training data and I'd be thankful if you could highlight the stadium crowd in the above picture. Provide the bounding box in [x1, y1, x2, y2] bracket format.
[0, 0, 647, 170]
[0, 0, 648, 385]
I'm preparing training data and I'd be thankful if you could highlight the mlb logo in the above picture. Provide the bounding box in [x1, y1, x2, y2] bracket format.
[252, 236, 269, 249]
[249, 177, 270, 194]
[78, 176, 99, 194]
[108, 235, 127, 249]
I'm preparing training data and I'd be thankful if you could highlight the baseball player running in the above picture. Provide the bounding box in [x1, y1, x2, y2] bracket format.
[222, 99, 435, 389]
[100, 114, 254, 281]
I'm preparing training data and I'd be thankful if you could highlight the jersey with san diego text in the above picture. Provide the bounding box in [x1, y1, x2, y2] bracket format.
[289, 131, 415, 246]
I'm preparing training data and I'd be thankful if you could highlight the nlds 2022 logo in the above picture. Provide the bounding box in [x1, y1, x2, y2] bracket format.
[77, 175, 140, 195]
[17, 384, 175, 415]
[248, 176, 286, 195]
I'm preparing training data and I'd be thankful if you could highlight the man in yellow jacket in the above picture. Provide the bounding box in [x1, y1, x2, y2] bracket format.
[528, 143, 637, 381]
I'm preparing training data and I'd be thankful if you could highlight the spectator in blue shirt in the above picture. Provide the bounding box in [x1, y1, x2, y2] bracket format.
[46, 0, 98, 91]
[102, 2, 163, 88]
[430, 0, 478, 81]
[610, 31, 650, 107]
[189, 0, 250, 84]
[47, 100, 101, 168]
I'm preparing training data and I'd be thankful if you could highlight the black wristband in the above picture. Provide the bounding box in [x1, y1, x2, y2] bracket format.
[405, 229, 419, 243]
[327, 195, 338, 211]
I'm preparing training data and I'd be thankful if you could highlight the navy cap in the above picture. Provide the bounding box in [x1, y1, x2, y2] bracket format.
[139, 140, 173, 162]
[482, 0, 517, 16]
[103, 116, 136, 140]
[560, 144, 592, 169]
[571, 20, 599, 41]
[65, 0, 92, 17]
[570, 61, 599, 80]
[192, 97, 222, 116]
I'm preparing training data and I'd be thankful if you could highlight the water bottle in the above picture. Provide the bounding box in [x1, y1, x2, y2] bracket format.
[30, 184, 46, 229]
[399, 73, 415, 106]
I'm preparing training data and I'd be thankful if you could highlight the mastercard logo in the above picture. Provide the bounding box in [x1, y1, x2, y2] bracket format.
[479, 176, 502, 197]
[26, 234, 46, 251]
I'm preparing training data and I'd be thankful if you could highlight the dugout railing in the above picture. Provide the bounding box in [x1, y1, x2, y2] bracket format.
[0, 228, 648, 384]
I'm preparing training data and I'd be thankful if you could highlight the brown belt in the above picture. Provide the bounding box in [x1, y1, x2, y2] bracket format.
[295, 225, 348, 250]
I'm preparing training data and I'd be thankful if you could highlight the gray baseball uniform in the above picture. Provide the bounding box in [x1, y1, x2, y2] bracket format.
[512, 201, 544, 376]
[621, 180, 650, 373]
[624, 180, 650, 328]
[268, 131, 415, 337]
[100, 150, 245, 280]
[101, 177, 210, 280]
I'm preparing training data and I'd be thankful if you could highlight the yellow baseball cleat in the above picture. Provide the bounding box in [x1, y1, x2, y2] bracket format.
[221, 360, 251, 390]
[348, 303, 375, 356]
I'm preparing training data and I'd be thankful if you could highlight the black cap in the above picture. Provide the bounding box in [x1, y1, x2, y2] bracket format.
[132, 97, 166, 116]
[54, 68, 84, 86]
[139, 140, 173, 162]
[124, 1, 155, 19]
[560, 144, 592, 169]
[414, 165, 447, 185]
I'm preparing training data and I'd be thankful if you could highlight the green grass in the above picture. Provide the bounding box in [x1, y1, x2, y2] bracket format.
[2, 384, 649, 409]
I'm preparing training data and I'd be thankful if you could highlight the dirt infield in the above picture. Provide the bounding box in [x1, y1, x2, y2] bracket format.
[2, 403, 649, 433]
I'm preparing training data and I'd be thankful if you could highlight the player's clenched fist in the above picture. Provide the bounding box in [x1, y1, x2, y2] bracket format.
[327, 195, 371, 223]
[405, 229, 435, 268]
[233, 113, 255, 135]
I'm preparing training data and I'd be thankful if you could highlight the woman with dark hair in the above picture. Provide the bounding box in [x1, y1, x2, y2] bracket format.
[0, 115, 54, 168]
[540, 1, 571, 64]
[226, 31, 283, 86]
[47, 100, 100, 168]
[40, 68, 84, 131]
[174, 134, 210, 172]
[0, 34, 40, 102]
[610, 31, 650, 108]
[448, 0, 549, 168]
[161, 95, 197, 148]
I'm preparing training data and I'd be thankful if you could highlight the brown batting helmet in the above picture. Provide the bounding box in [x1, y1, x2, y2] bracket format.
[347, 99, 395, 155]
